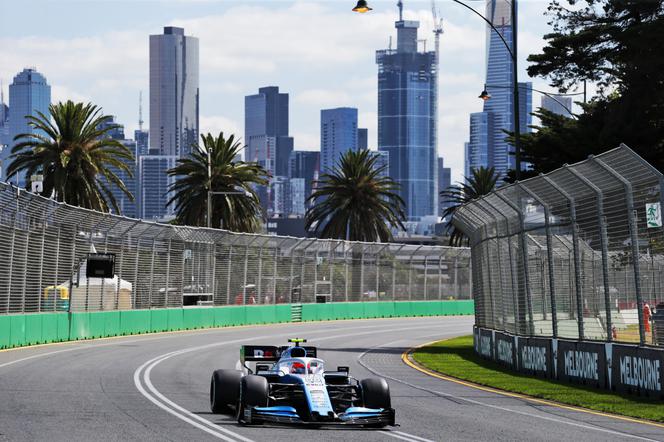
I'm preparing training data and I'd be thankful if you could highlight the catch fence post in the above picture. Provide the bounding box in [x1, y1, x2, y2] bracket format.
[567, 167, 613, 341]
[518, 184, 559, 338]
[495, 192, 534, 336]
[542, 175, 585, 340]
[593, 157, 646, 345]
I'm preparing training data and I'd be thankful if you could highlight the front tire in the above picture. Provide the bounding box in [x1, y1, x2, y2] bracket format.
[237, 375, 269, 424]
[361, 377, 391, 409]
[210, 369, 243, 414]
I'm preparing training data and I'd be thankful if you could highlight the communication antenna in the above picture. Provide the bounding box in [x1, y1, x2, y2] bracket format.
[397, 0, 403, 21]
[138, 90, 144, 131]
[388, 36, 393, 51]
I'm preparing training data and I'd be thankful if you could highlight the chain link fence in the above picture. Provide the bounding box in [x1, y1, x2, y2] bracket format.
[454, 144, 664, 346]
[0, 181, 471, 314]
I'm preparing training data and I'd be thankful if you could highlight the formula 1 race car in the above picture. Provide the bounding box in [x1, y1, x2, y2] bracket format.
[209, 338, 395, 427]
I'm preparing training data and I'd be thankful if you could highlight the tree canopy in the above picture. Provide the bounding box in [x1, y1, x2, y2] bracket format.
[515, 0, 664, 176]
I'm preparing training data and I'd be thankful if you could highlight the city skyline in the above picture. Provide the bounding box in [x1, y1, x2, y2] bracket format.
[0, 0, 583, 184]
[465, 0, 533, 179]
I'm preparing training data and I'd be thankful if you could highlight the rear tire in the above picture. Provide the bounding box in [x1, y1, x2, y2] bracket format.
[210, 369, 243, 414]
[360, 378, 391, 409]
[237, 375, 269, 424]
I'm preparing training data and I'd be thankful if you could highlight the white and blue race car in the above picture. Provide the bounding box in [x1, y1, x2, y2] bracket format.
[210, 339, 395, 427]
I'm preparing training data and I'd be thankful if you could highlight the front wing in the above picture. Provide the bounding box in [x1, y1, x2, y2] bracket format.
[244, 405, 396, 426]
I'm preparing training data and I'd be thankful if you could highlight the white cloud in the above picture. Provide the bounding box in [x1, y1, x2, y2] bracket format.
[200, 115, 242, 139]
[294, 89, 352, 107]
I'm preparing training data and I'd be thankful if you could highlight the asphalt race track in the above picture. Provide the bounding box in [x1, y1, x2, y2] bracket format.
[2, 316, 664, 442]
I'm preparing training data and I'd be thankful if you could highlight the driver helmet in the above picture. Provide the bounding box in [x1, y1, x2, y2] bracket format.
[291, 361, 306, 374]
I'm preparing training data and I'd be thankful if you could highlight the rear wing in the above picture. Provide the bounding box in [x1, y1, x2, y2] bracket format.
[241, 345, 280, 364]
[279, 345, 318, 358]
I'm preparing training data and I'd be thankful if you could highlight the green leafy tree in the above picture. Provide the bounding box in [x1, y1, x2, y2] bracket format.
[166, 132, 268, 232]
[305, 149, 406, 242]
[511, 0, 664, 176]
[441, 166, 500, 246]
[7, 100, 134, 213]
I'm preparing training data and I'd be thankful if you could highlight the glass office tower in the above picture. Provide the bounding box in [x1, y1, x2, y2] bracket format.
[376, 6, 437, 221]
[320, 107, 358, 174]
[2, 68, 51, 186]
[245, 86, 294, 215]
[149, 27, 199, 157]
[138, 155, 177, 221]
[541, 94, 573, 117]
[288, 150, 319, 209]
[245, 86, 293, 177]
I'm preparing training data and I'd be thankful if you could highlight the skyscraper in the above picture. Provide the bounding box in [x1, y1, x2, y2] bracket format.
[437, 157, 451, 217]
[149, 26, 199, 157]
[541, 94, 573, 117]
[320, 107, 358, 174]
[2, 68, 51, 185]
[138, 155, 177, 220]
[288, 150, 319, 209]
[245, 86, 294, 215]
[376, 3, 438, 221]
[464, 0, 532, 179]
[357, 128, 368, 150]
[0, 82, 8, 149]
[245, 86, 293, 177]
[97, 116, 137, 218]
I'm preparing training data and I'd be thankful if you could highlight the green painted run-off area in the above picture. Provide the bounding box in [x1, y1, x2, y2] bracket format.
[0, 300, 473, 350]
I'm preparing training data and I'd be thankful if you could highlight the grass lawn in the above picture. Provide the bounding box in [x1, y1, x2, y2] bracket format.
[412, 335, 664, 423]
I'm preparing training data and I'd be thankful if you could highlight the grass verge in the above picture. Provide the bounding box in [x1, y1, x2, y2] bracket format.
[412, 335, 664, 423]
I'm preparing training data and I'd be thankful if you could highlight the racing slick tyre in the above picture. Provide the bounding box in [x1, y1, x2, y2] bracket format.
[210, 369, 243, 414]
[360, 378, 391, 409]
[237, 375, 269, 425]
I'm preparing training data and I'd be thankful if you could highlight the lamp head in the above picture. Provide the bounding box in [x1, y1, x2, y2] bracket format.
[353, 0, 372, 13]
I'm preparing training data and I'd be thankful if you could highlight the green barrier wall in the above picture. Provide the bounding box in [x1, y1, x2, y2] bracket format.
[0, 300, 474, 350]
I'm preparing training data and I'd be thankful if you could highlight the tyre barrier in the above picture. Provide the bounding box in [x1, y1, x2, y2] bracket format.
[0, 300, 474, 350]
[474, 326, 664, 399]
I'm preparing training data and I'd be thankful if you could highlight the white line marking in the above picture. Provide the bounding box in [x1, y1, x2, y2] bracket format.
[358, 338, 660, 442]
[141, 349, 256, 442]
[378, 430, 423, 441]
[392, 430, 437, 442]
[135, 352, 244, 442]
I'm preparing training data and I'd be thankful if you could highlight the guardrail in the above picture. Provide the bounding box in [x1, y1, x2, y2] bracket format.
[0, 300, 474, 349]
[0, 181, 471, 315]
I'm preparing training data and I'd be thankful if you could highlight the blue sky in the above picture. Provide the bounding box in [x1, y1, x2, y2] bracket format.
[0, 0, 587, 182]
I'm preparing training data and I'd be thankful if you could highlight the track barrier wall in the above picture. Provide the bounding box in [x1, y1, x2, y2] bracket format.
[474, 326, 664, 399]
[0, 300, 474, 350]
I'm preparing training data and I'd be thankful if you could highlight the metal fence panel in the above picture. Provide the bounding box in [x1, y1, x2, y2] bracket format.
[454, 144, 664, 347]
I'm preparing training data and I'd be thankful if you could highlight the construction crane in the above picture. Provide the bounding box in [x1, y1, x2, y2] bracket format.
[431, 0, 444, 62]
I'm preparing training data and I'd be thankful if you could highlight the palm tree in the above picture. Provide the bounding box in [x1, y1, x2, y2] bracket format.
[7, 100, 134, 213]
[167, 132, 268, 232]
[441, 166, 500, 246]
[305, 149, 405, 242]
